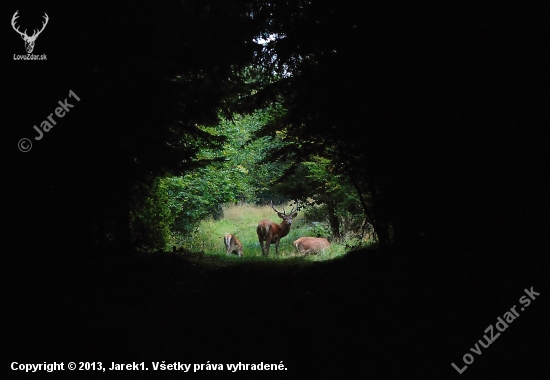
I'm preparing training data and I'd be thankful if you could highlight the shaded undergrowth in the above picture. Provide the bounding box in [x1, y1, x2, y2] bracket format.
[5, 245, 547, 378]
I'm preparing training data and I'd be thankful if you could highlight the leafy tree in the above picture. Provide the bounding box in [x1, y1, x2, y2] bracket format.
[130, 108, 290, 249]
[241, 1, 546, 252]
[268, 155, 371, 240]
[129, 179, 173, 252]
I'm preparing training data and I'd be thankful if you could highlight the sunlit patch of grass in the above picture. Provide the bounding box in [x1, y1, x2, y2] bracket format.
[179, 203, 369, 267]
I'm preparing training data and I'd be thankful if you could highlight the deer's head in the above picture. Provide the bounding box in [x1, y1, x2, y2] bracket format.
[270, 201, 299, 227]
[12, 11, 49, 54]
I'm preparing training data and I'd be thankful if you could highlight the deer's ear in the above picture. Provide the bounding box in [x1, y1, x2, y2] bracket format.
[21, 34, 26, 40]
[291, 212, 298, 218]
[277, 212, 284, 218]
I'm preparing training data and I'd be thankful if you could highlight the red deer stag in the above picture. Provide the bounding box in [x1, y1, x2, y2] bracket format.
[257, 201, 299, 256]
[224, 233, 243, 257]
[294, 237, 330, 255]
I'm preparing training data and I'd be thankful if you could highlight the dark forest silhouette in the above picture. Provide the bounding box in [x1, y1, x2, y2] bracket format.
[5, 1, 547, 377]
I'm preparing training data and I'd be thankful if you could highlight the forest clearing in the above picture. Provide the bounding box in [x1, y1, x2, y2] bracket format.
[176, 203, 361, 263]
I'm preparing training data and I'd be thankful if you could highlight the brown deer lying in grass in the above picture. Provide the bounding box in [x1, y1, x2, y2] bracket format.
[224, 233, 244, 257]
[294, 237, 330, 255]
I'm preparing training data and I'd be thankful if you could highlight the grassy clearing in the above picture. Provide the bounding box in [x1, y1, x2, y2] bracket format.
[179, 203, 370, 265]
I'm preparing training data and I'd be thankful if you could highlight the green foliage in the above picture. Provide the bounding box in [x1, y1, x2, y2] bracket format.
[130, 178, 173, 252]
[271, 155, 372, 240]
[165, 170, 242, 237]
[128, 96, 379, 251]
[128, 97, 373, 250]
[130, 108, 294, 250]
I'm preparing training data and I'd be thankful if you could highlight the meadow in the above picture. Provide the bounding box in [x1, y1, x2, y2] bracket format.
[177, 203, 368, 263]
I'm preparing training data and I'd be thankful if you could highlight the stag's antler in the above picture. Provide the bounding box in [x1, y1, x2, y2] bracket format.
[11, 11, 49, 39]
[33, 13, 49, 38]
[270, 200, 299, 215]
[11, 11, 26, 37]
[269, 201, 283, 214]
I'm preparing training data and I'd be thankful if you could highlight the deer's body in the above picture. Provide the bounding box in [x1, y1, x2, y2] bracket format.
[294, 237, 330, 255]
[224, 233, 243, 257]
[257, 202, 298, 256]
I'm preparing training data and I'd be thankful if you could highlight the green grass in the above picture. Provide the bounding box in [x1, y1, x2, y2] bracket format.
[178, 203, 370, 264]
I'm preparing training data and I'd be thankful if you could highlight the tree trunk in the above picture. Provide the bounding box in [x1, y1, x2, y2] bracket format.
[327, 199, 340, 238]
[365, 183, 391, 249]
[344, 166, 390, 249]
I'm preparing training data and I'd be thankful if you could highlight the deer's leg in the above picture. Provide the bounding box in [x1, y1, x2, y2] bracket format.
[258, 238, 264, 254]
